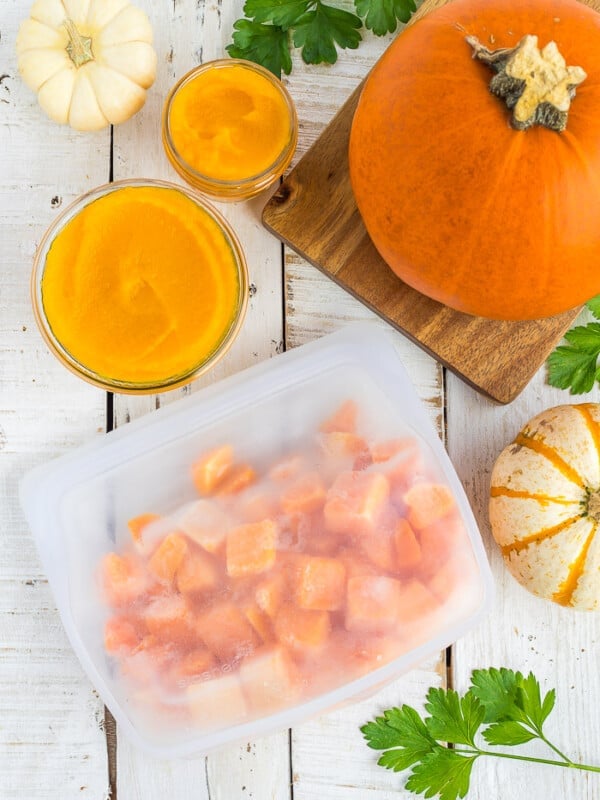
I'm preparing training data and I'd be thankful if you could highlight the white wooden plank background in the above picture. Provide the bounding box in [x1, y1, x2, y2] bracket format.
[2, 0, 600, 798]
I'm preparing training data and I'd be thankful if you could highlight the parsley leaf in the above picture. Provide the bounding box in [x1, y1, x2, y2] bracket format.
[243, 0, 310, 28]
[361, 705, 439, 771]
[586, 294, 600, 319]
[293, 2, 362, 65]
[516, 672, 556, 731]
[470, 667, 521, 723]
[226, 19, 292, 76]
[547, 325, 600, 394]
[406, 749, 478, 800]
[482, 721, 537, 747]
[354, 0, 416, 35]
[425, 688, 484, 747]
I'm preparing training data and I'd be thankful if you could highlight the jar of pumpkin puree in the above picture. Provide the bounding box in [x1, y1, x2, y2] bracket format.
[162, 59, 298, 200]
[32, 180, 248, 392]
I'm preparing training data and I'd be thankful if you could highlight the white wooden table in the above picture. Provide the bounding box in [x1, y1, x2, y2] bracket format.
[2, 1, 600, 798]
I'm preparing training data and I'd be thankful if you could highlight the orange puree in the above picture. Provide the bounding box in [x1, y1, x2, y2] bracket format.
[168, 62, 292, 182]
[41, 185, 242, 385]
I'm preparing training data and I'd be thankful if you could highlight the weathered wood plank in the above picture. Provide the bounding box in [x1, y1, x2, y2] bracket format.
[0, 3, 111, 798]
[110, 0, 290, 796]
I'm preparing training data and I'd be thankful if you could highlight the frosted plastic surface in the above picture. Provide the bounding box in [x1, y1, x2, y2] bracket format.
[21, 323, 493, 758]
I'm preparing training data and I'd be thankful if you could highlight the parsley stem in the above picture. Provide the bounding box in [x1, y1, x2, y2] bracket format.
[454, 747, 600, 773]
[538, 733, 573, 765]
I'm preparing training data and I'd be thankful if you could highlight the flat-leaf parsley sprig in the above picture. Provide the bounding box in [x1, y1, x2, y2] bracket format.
[227, 0, 417, 77]
[362, 667, 600, 800]
[548, 294, 600, 394]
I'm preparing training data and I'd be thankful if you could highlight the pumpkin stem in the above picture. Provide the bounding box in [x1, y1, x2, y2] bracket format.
[587, 490, 600, 521]
[64, 18, 94, 68]
[466, 34, 586, 132]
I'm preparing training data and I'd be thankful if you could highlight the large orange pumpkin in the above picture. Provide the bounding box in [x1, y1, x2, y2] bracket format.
[349, 0, 600, 321]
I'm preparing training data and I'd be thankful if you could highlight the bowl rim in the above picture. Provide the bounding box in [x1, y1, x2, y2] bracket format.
[162, 58, 298, 198]
[31, 177, 249, 394]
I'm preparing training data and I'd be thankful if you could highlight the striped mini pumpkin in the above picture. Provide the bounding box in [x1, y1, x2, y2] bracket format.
[489, 404, 600, 611]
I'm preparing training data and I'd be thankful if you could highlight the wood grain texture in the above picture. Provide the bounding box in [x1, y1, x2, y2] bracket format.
[0, 4, 110, 799]
[263, 0, 600, 404]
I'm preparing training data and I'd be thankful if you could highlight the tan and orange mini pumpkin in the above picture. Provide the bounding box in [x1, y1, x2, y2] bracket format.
[349, 0, 600, 321]
[489, 403, 600, 610]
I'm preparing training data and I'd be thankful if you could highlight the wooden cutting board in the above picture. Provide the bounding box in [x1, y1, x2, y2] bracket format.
[262, 0, 597, 404]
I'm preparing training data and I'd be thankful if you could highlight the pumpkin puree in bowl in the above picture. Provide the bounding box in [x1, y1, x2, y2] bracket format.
[40, 184, 244, 387]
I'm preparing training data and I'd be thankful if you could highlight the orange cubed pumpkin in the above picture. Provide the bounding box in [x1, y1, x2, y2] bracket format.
[100, 552, 149, 607]
[104, 615, 141, 653]
[242, 602, 274, 643]
[239, 645, 300, 713]
[143, 594, 194, 643]
[127, 513, 161, 545]
[345, 575, 403, 632]
[255, 569, 287, 618]
[238, 489, 280, 523]
[147, 532, 188, 584]
[296, 556, 347, 611]
[177, 500, 230, 555]
[404, 482, 455, 530]
[268, 454, 307, 483]
[319, 432, 368, 459]
[195, 602, 261, 664]
[169, 647, 217, 685]
[324, 471, 390, 536]
[359, 509, 400, 572]
[418, 513, 465, 579]
[281, 472, 327, 515]
[394, 518, 422, 574]
[176, 546, 220, 596]
[319, 400, 358, 434]
[396, 579, 439, 624]
[215, 464, 257, 496]
[187, 673, 248, 727]
[274, 605, 331, 650]
[226, 520, 277, 578]
[191, 445, 234, 495]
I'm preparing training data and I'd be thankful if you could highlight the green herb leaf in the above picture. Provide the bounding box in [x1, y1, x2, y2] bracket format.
[243, 0, 310, 29]
[586, 294, 600, 319]
[516, 673, 555, 731]
[547, 336, 600, 395]
[482, 721, 538, 747]
[293, 2, 362, 65]
[361, 705, 440, 771]
[470, 667, 521, 723]
[424, 688, 485, 747]
[226, 19, 292, 77]
[406, 749, 478, 800]
[354, 0, 416, 35]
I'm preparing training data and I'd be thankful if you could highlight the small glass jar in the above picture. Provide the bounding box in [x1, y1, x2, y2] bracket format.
[162, 59, 298, 201]
[31, 179, 249, 394]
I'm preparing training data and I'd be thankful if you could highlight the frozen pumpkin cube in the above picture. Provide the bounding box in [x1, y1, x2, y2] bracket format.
[269, 454, 307, 483]
[127, 513, 161, 545]
[403, 482, 455, 530]
[176, 546, 220, 596]
[318, 432, 368, 459]
[100, 552, 150, 607]
[375, 439, 425, 501]
[191, 445, 234, 495]
[143, 594, 194, 643]
[281, 472, 327, 515]
[147, 532, 188, 584]
[242, 602, 274, 644]
[104, 615, 141, 654]
[319, 400, 358, 433]
[324, 471, 390, 536]
[274, 605, 331, 650]
[359, 509, 400, 573]
[187, 673, 248, 728]
[255, 569, 287, 618]
[195, 602, 261, 664]
[394, 518, 422, 574]
[215, 464, 257, 496]
[238, 489, 280, 523]
[337, 548, 380, 578]
[418, 513, 466, 579]
[226, 519, 277, 577]
[396, 580, 439, 624]
[346, 575, 403, 632]
[239, 645, 300, 713]
[296, 556, 346, 611]
[168, 647, 218, 687]
[177, 500, 230, 555]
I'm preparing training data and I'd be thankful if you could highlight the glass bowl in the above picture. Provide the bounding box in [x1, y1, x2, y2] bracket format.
[162, 59, 298, 201]
[31, 179, 248, 394]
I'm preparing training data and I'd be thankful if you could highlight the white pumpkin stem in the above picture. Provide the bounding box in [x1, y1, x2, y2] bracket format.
[467, 34, 586, 132]
[64, 18, 94, 68]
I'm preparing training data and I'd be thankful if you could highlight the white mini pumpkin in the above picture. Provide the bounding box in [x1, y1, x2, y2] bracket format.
[489, 403, 600, 611]
[16, 0, 157, 131]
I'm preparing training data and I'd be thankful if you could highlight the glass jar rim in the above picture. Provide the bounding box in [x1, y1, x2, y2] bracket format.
[31, 178, 249, 394]
[162, 58, 298, 190]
